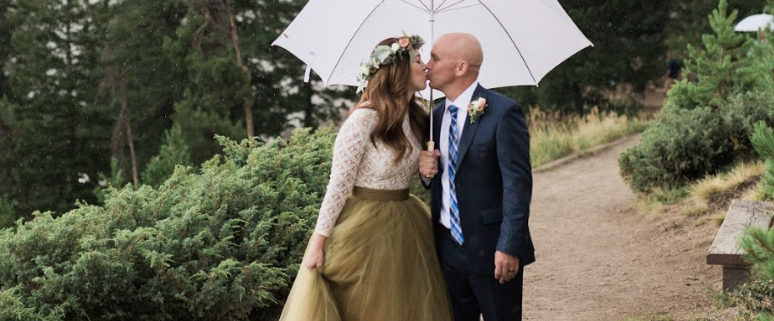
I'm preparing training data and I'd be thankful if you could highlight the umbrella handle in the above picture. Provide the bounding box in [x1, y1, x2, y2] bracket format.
[427, 141, 435, 152]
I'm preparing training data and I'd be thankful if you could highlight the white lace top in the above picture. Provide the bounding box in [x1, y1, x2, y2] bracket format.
[314, 107, 421, 236]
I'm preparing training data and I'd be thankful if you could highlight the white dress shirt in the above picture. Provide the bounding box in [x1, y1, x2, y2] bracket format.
[439, 81, 479, 229]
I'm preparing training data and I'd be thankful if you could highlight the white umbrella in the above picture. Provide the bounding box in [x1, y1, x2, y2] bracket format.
[273, 0, 591, 148]
[734, 13, 773, 32]
[273, 0, 591, 93]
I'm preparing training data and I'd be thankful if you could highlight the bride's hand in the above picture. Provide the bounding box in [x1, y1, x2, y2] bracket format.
[303, 233, 327, 273]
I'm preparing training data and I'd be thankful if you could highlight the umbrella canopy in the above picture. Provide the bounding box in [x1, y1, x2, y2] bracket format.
[734, 13, 774, 32]
[272, 0, 591, 93]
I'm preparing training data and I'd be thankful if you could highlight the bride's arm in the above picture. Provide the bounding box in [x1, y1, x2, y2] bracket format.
[314, 108, 376, 236]
[304, 108, 376, 270]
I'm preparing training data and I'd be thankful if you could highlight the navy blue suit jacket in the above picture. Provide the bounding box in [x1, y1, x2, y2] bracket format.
[430, 85, 535, 267]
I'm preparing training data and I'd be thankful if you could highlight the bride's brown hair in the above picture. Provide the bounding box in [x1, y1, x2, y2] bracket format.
[351, 37, 428, 164]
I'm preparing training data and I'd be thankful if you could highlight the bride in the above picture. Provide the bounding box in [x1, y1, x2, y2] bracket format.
[279, 34, 452, 321]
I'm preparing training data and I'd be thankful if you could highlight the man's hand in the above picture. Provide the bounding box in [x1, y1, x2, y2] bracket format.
[419, 150, 441, 179]
[303, 233, 327, 273]
[494, 251, 520, 284]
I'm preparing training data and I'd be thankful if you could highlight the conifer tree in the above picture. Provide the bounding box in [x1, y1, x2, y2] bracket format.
[665, 0, 751, 111]
[1, 0, 113, 215]
[97, 0, 186, 186]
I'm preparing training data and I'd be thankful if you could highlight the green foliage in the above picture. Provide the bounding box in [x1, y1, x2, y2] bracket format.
[751, 122, 774, 200]
[0, 0, 113, 216]
[664, 0, 762, 60]
[99, 0, 186, 178]
[0, 0, 352, 218]
[141, 124, 193, 188]
[664, 0, 750, 111]
[620, 91, 774, 192]
[0, 128, 335, 320]
[92, 158, 125, 204]
[619, 0, 774, 192]
[0, 198, 16, 229]
[735, 230, 774, 320]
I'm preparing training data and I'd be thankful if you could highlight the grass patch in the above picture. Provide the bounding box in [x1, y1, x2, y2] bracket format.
[635, 162, 764, 219]
[528, 107, 650, 167]
[680, 162, 764, 218]
[622, 314, 675, 321]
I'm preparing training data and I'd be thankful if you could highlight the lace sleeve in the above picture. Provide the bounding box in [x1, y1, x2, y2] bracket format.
[314, 108, 377, 236]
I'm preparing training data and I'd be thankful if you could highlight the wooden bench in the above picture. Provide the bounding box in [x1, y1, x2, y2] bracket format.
[707, 199, 773, 290]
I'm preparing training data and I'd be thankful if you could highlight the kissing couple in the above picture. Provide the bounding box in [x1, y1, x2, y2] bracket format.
[279, 32, 534, 321]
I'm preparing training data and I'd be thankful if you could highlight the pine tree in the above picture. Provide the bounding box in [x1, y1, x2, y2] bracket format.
[665, 0, 751, 111]
[97, 0, 187, 186]
[664, 0, 763, 58]
[163, 0, 350, 166]
[243, 0, 352, 132]
[1, 0, 113, 216]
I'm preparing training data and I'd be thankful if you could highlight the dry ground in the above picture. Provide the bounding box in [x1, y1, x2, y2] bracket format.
[522, 134, 733, 321]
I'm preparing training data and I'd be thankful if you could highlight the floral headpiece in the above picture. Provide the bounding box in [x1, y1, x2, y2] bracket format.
[357, 33, 424, 93]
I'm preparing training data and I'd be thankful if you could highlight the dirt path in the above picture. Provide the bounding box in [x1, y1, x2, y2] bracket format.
[522, 135, 724, 321]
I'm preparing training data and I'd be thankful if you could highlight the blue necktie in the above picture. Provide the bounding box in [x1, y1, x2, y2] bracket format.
[447, 105, 464, 245]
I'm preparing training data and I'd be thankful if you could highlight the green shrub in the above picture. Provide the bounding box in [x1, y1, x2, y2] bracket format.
[751, 122, 774, 200]
[738, 230, 774, 321]
[619, 91, 774, 192]
[0, 127, 335, 321]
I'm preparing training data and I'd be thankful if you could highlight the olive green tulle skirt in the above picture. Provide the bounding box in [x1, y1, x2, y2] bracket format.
[279, 187, 452, 321]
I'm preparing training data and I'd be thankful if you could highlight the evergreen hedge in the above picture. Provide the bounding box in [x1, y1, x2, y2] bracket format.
[619, 91, 774, 192]
[0, 128, 335, 321]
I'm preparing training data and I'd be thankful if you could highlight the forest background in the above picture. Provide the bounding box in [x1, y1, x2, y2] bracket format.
[2, 1, 774, 320]
[0, 0, 766, 221]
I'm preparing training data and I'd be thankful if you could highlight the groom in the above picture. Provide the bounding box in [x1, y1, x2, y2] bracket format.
[419, 33, 534, 321]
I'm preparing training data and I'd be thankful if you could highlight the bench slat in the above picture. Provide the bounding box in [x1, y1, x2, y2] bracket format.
[707, 200, 773, 266]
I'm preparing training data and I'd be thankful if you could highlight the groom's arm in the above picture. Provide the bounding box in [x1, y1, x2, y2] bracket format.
[495, 102, 533, 260]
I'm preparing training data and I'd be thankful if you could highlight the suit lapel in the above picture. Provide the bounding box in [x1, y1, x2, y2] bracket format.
[455, 85, 487, 169]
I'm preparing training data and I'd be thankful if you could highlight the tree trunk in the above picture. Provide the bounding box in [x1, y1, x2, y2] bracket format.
[108, 67, 139, 188]
[118, 76, 139, 187]
[225, 0, 255, 138]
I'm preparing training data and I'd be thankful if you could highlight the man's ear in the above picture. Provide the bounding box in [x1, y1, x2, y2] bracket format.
[454, 61, 468, 76]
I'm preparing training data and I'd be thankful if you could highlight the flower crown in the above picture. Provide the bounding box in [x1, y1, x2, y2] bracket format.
[357, 33, 424, 93]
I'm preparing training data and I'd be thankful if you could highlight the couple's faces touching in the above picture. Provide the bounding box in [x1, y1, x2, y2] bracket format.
[409, 44, 454, 93]
[410, 52, 428, 92]
[407, 33, 482, 94]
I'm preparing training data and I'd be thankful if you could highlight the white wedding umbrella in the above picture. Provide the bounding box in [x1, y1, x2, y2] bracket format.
[273, 0, 591, 147]
[273, 0, 591, 94]
[734, 13, 773, 32]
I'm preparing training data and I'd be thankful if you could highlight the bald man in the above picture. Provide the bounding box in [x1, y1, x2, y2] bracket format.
[420, 33, 534, 321]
